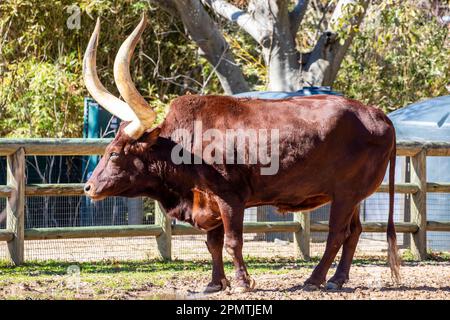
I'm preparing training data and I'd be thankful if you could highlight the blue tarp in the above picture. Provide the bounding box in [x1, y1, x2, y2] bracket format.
[233, 86, 343, 99]
[388, 96, 450, 185]
[389, 95, 450, 142]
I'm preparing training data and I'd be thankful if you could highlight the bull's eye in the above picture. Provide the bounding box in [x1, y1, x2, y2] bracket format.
[109, 152, 120, 160]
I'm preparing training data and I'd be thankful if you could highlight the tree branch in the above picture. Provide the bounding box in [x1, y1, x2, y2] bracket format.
[246, 0, 302, 91]
[148, 0, 178, 16]
[201, 0, 266, 44]
[151, 0, 249, 94]
[303, 0, 369, 86]
[289, 0, 309, 36]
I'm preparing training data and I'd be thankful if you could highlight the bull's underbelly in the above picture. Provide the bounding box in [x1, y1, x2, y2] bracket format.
[168, 207, 223, 232]
[173, 188, 333, 230]
[183, 193, 332, 231]
[246, 194, 332, 213]
[186, 189, 223, 231]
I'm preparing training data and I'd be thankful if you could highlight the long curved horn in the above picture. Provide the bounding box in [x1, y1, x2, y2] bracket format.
[83, 18, 136, 122]
[114, 14, 156, 139]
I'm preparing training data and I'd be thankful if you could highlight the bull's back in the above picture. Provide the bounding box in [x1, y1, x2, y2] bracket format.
[161, 94, 395, 206]
[163, 94, 391, 136]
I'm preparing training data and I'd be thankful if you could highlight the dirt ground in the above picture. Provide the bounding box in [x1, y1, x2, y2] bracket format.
[145, 262, 450, 300]
[0, 259, 448, 300]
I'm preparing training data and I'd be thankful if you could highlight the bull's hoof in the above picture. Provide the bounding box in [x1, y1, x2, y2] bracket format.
[303, 284, 320, 291]
[325, 281, 342, 291]
[203, 278, 230, 294]
[232, 278, 256, 293]
[303, 277, 323, 291]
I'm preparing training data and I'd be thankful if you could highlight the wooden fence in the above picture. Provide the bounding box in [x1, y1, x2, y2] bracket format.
[0, 139, 449, 265]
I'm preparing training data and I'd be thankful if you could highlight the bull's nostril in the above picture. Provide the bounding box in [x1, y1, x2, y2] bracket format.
[84, 184, 91, 193]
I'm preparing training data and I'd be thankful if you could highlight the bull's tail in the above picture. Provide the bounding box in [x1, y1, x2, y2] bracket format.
[387, 143, 401, 283]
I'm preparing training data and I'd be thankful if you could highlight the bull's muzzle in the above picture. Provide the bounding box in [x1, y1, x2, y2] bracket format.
[84, 182, 95, 197]
[84, 182, 107, 201]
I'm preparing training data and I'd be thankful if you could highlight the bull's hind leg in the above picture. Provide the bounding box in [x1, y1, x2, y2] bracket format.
[326, 205, 362, 290]
[204, 225, 230, 293]
[304, 199, 358, 289]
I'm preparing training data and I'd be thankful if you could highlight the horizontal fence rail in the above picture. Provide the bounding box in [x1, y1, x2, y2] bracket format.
[0, 139, 449, 264]
[0, 139, 112, 156]
[0, 139, 449, 156]
[1, 182, 450, 198]
[0, 220, 439, 242]
[24, 225, 164, 240]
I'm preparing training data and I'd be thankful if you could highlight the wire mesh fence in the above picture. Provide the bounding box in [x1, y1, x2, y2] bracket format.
[0, 191, 447, 262]
[0, 153, 448, 262]
[24, 196, 155, 228]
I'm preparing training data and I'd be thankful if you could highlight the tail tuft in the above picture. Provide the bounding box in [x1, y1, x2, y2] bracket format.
[387, 233, 401, 283]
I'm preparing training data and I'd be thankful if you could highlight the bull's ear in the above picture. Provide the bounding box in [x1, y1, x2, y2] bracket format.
[127, 127, 161, 155]
[140, 127, 161, 145]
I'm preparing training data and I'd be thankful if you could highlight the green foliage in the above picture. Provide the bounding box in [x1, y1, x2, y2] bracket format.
[1, 56, 83, 137]
[333, 1, 367, 46]
[0, 0, 203, 137]
[1, 0, 448, 138]
[334, 1, 450, 112]
[224, 29, 268, 91]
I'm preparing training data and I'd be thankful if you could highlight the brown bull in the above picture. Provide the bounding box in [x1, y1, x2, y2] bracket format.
[83, 16, 400, 293]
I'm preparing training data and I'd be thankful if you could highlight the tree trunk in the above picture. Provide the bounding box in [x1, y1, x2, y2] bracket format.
[151, 0, 249, 94]
[151, 0, 369, 92]
[249, 0, 302, 91]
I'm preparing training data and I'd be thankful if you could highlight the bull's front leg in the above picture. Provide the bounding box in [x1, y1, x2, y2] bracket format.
[204, 225, 230, 293]
[218, 199, 255, 293]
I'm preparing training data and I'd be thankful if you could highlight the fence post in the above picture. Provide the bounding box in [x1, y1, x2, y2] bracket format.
[155, 201, 172, 261]
[6, 148, 25, 265]
[294, 212, 310, 260]
[410, 149, 427, 260]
